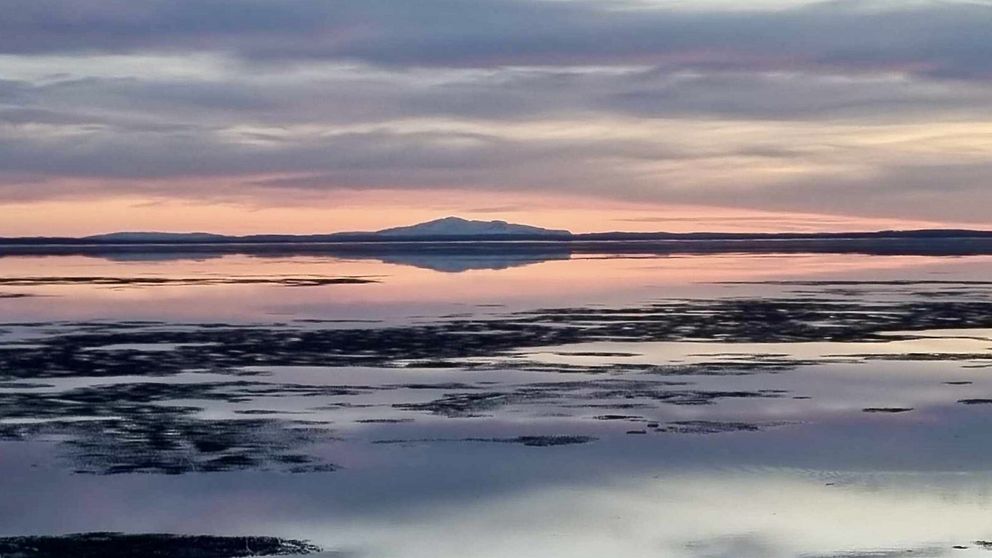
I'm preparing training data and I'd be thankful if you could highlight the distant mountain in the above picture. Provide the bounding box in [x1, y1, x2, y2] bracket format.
[2, 219, 991, 247]
[85, 232, 228, 243]
[373, 216, 570, 237]
[75, 218, 570, 243]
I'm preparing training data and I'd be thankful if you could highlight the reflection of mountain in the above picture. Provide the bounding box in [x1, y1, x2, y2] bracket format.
[38, 243, 571, 272]
[90, 251, 226, 263]
[371, 252, 570, 272]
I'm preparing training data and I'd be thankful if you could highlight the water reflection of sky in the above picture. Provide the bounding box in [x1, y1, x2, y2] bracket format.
[2, 253, 992, 557]
[5, 440, 992, 557]
[3, 252, 992, 323]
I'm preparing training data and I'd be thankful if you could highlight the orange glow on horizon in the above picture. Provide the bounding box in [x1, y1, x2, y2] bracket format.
[0, 188, 983, 237]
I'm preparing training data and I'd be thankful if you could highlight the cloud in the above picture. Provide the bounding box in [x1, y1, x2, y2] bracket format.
[734, 162, 992, 223]
[6, 61, 991, 137]
[0, 0, 990, 228]
[2, 1, 992, 81]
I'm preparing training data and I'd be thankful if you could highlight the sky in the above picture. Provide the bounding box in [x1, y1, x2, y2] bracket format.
[2, 0, 992, 235]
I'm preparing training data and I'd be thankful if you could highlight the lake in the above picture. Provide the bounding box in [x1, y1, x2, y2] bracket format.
[2, 249, 992, 557]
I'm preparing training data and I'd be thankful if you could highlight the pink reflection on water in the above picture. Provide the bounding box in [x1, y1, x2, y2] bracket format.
[1, 253, 992, 323]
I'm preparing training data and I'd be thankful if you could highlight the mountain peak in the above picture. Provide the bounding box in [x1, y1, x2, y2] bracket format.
[426, 216, 473, 225]
[375, 217, 571, 237]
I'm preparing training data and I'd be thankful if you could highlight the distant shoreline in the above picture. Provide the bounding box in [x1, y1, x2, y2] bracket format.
[3, 228, 992, 245]
[5, 235, 992, 258]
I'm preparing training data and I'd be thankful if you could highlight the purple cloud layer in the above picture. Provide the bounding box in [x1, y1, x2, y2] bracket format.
[1, 1, 991, 224]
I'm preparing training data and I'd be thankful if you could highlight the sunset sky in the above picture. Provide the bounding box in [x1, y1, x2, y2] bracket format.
[2, 0, 991, 235]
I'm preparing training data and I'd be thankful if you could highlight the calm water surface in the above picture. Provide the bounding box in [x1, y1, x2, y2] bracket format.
[2, 251, 992, 557]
